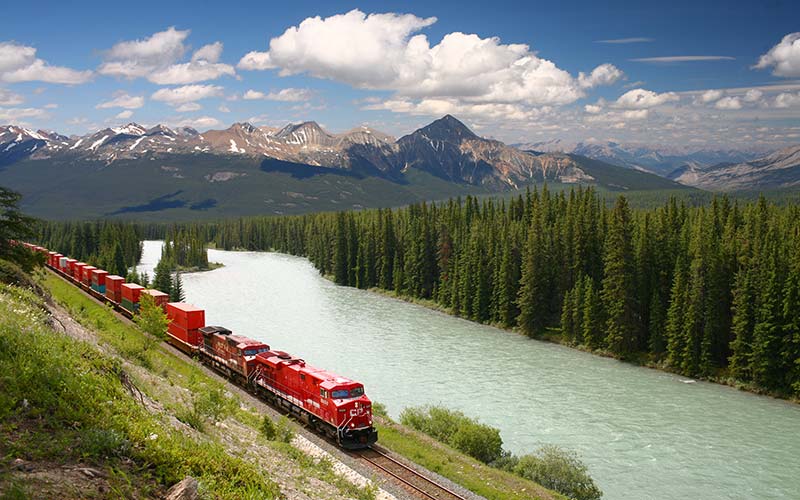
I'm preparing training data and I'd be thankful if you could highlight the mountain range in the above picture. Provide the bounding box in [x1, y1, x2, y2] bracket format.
[517, 139, 769, 177]
[0, 115, 688, 219]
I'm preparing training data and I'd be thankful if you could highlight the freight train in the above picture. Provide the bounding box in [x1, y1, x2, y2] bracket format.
[15, 241, 378, 450]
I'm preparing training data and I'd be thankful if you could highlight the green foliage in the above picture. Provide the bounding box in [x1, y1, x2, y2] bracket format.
[400, 405, 503, 464]
[0, 186, 38, 268]
[504, 445, 602, 500]
[34, 220, 142, 274]
[260, 415, 278, 440]
[170, 272, 185, 302]
[134, 294, 169, 352]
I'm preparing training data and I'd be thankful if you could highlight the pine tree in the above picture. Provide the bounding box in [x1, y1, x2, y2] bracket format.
[153, 259, 173, 296]
[171, 272, 186, 302]
[517, 210, 551, 336]
[602, 196, 637, 356]
[333, 212, 349, 285]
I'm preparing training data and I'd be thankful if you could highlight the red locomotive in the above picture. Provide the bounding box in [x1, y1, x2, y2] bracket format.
[24, 241, 379, 450]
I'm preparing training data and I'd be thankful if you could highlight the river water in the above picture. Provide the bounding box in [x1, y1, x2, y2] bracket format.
[138, 241, 800, 500]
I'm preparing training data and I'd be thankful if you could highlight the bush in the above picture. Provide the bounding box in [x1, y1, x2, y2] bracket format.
[511, 445, 602, 500]
[400, 405, 503, 463]
[80, 428, 132, 460]
[260, 415, 277, 440]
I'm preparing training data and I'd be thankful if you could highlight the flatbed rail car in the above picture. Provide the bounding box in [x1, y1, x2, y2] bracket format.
[20, 240, 377, 449]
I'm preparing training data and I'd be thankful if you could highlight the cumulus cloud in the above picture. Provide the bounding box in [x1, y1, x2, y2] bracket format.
[714, 96, 742, 110]
[365, 98, 542, 121]
[151, 84, 223, 105]
[774, 92, 800, 108]
[584, 103, 603, 114]
[743, 89, 763, 103]
[115, 110, 133, 119]
[615, 88, 679, 109]
[699, 89, 723, 103]
[578, 63, 624, 88]
[754, 32, 800, 77]
[0, 88, 23, 106]
[0, 42, 92, 84]
[99, 28, 234, 84]
[96, 92, 144, 109]
[243, 88, 313, 102]
[218, 104, 230, 113]
[239, 9, 617, 112]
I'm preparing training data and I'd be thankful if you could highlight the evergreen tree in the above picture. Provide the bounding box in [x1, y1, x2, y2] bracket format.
[171, 272, 186, 302]
[602, 196, 637, 356]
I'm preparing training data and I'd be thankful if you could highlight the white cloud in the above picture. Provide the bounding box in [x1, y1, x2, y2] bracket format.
[622, 109, 649, 119]
[714, 96, 742, 110]
[0, 88, 23, 106]
[615, 88, 679, 108]
[148, 60, 235, 85]
[584, 103, 603, 114]
[192, 42, 223, 63]
[168, 115, 222, 129]
[96, 92, 144, 109]
[115, 110, 133, 119]
[237, 51, 274, 70]
[218, 104, 230, 113]
[151, 84, 223, 104]
[0, 42, 92, 84]
[743, 89, 763, 103]
[44, 103, 58, 109]
[239, 9, 614, 109]
[699, 89, 723, 103]
[99, 28, 234, 84]
[774, 92, 800, 108]
[0, 107, 47, 122]
[754, 32, 800, 77]
[366, 98, 541, 121]
[578, 63, 624, 88]
[243, 88, 313, 102]
[99, 27, 188, 79]
[175, 102, 202, 112]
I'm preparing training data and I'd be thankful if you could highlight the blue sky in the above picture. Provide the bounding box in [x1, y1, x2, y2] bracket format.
[1, 0, 799, 148]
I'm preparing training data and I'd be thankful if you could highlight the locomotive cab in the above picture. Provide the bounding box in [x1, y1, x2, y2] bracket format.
[322, 380, 378, 449]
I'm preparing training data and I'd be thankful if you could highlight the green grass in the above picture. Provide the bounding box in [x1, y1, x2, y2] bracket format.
[0, 281, 282, 499]
[374, 417, 564, 500]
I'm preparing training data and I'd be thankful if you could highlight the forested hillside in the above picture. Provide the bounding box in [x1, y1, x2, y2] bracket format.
[204, 188, 800, 397]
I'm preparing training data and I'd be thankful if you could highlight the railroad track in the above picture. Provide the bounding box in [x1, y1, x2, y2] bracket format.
[354, 445, 468, 500]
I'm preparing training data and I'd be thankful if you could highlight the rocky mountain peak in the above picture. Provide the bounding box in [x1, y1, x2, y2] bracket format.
[409, 114, 477, 143]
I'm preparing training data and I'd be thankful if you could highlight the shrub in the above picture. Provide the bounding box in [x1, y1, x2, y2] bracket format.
[511, 445, 602, 500]
[260, 415, 277, 440]
[400, 405, 503, 463]
[80, 428, 132, 460]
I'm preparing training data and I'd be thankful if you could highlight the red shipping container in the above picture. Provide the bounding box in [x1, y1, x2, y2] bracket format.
[141, 289, 169, 309]
[48, 252, 57, 266]
[54, 254, 63, 268]
[121, 283, 144, 303]
[105, 275, 125, 302]
[166, 302, 205, 330]
[82, 266, 96, 285]
[91, 269, 108, 286]
[74, 263, 86, 280]
[167, 322, 202, 347]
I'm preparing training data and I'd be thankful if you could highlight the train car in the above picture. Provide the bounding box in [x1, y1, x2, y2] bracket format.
[73, 262, 86, 282]
[81, 266, 96, 286]
[91, 269, 108, 294]
[198, 326, 270, 381]
[251, 351, 377, 449]
[121, 283, 144, 313]
[141, 289, 169, 310]
[105, 275, 124, 303]
[165, 302, 205, 354]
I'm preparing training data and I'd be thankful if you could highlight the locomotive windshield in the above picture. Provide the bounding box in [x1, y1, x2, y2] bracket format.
[331, 386, 365, 399]
[244, 347, 269, 356]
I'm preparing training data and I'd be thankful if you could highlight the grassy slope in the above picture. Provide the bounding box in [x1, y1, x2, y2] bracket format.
[0, 273, 379, 500]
